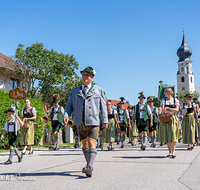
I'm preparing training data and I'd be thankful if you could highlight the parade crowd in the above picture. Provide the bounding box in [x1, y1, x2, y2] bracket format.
[1, 66, 200, 178]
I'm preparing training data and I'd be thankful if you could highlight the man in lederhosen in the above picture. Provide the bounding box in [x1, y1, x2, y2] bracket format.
[63, 66, 108, 177]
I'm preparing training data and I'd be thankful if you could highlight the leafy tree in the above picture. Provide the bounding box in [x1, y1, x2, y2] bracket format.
[14, 43, 80, 104]
[176, 90, 199, 104]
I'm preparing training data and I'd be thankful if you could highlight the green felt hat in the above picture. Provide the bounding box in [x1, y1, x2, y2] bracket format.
[127, 106, 131, 109]
[80, 66, 96, 76]
[119, 101, 125, 104]
[184, 93, 192, 98]
[119, 97, 125, 104]
[5, 108, 15, 113]
[147, 96, 153, 103]
[138, 91, 146, 99]
[52, 94, 60, 103]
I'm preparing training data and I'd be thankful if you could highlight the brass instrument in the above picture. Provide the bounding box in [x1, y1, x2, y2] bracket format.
[41, 113, 51, 123]
[67, 120, 74, 127]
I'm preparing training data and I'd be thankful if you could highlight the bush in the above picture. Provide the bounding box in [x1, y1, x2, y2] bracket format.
[0, 90, 46, 149]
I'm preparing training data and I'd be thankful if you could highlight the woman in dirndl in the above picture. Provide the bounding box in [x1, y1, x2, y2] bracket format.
[105, 100, 118, 150]
[181, 93, 199, 150]
[157, 88, 179, 158]
[21, 99, 36, 154]
[130, 106, 138, 146]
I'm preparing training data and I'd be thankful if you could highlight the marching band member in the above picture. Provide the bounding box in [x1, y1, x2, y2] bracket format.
[63, 66, 108, 177]
[1, 108, 23, 165]
[48, 94, 65, 151]
[133, 92, 152, 150]
[105, 100, 118, 150]
[157, 88, 179, 158]
[73, 125, 80, 148]
[21, 99, 36, 154]
[147, 96, 159, 148]
[181, 94, 198, 150]
[117, 97, 130, 148]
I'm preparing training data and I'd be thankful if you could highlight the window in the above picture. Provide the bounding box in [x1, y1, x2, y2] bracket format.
[10, 78, 19, 90]
[191, 77, 193, 83]
[181, 87, 185, 91]
[181, 67, 184, 72]
[181, 77, 185, 82]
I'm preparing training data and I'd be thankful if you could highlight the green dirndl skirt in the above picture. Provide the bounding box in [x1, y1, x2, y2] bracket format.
[104, 118, 116, 143]
[182, 113, 196, 144]
[20, 121, 35, 145]
[129, 120, 138, 137]
[157, 115, 179, 143]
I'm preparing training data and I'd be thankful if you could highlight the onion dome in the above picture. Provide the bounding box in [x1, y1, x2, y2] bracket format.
[177, 32, 192, 62]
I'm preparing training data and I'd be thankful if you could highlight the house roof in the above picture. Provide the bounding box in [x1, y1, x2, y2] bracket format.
[107, 100, 133, 109]
[0, 52, 26, 73]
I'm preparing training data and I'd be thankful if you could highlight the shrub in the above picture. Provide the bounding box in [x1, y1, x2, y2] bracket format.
[0, 90, 46, 149]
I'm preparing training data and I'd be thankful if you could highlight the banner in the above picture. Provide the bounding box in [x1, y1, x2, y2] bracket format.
[158, 85, 175, 101]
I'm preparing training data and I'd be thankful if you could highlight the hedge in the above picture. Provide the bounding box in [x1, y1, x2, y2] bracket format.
[0, 90, 46, 149]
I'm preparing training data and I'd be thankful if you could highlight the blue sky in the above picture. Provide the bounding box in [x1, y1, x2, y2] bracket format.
[1, 0, 200, 105]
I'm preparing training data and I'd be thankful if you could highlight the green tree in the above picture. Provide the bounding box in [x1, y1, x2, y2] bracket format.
[176, 90, 199, 103]
[14, 43, 80, 103]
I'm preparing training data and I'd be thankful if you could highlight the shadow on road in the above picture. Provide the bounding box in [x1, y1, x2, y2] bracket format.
[0, 171, 88, 179]
[113, 156, 166, 159]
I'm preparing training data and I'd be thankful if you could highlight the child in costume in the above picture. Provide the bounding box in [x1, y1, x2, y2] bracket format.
[1, 108, 23, 165]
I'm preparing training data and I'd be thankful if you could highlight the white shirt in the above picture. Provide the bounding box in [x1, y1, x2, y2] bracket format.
[82, 83, 92, 95]
[3, 118, 20, 132]
[21, 107, 37, 117]
[118, 109, 130, 121]
[161, 98, 179, 106]
[49, 106, 65, 121]
[108, 109, 117, 115]
[181, 102, 196, 109]
[134, 103, 152, 119]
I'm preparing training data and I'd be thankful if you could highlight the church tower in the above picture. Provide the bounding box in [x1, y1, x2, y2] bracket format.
[177, 32, 195, 92]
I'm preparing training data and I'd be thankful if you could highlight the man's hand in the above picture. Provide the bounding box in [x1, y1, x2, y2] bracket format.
[102, 123, 108, 130]
[128, 123, 131, 128]
[63, 117, 68, 126]
[1, 135, 4, 141]
[150, 122, 153, 127]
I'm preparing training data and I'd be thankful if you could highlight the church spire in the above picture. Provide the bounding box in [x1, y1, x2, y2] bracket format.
[177, 32, 192, 62]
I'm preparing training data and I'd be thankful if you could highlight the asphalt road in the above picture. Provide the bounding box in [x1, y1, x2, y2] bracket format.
[0, 140, 200, 190]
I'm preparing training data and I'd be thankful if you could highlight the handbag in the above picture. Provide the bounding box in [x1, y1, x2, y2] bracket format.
[159, 113, 174, 123]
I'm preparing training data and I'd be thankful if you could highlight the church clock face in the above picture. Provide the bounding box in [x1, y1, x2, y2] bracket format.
[181, 86, 185, 91]
[181, 67, 184, 72]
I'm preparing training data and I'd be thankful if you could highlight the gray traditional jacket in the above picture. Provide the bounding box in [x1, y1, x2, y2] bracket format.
[64, 85, 108, 126]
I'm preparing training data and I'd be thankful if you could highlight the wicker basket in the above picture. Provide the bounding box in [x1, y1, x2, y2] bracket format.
[21, 121, 31, 129]
[34, 123, 39, 130]
[159, 113, 173, 123]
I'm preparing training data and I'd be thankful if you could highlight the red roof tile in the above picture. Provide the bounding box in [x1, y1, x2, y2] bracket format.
[107, 100, 132, 109]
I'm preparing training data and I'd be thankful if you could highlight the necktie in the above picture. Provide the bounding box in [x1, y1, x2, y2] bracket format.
[82, 85, 87, 95]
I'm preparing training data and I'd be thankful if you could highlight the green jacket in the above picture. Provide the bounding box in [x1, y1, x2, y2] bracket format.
[51, 106, 63, 123]
[136, 103, 149, 125]
[152, 107, 158, 123]
[117, 109, 128, 124]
